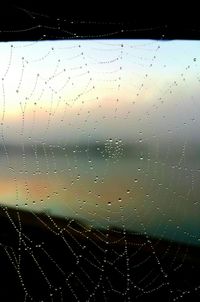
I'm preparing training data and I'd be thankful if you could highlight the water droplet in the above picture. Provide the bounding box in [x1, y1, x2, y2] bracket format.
[134, 179, 138, 183]
[126, 190, 130, 194]
[108, 201, 111, 206]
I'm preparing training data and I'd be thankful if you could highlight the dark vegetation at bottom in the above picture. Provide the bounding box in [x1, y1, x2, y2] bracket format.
[0, 206, 199, 301]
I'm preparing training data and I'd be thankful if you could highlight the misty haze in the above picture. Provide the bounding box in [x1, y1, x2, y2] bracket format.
[0, 39, 200, 246]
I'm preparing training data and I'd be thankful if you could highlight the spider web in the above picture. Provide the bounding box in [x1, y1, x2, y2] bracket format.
[0, 8, 200, 302]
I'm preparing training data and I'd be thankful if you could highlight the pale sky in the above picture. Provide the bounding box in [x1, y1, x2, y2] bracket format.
[0, 39, 200, 144]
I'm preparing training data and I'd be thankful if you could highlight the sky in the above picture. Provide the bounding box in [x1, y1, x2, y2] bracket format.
[0, 39, 200, 145]
[0, 39, 200, 245]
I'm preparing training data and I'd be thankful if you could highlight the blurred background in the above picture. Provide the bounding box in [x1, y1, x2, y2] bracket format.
[0, 39, 200, 245]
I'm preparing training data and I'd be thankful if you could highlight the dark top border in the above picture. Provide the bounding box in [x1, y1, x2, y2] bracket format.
[0, 4, 199, 41]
